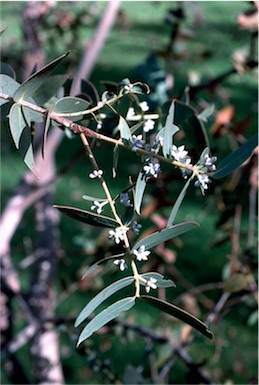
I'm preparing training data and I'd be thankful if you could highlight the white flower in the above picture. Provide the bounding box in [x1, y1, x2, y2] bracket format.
[145, 277, 157, 293]
[171, 145, 189, 162]
[90, 201, 106, 214]
[139, 101, 149, 112]
[97, 121, 102, 130]
[109, 228, 125, 244]
[133, 245, 151, 261]
[131, 135, 145, 151]
[195, 174, 211, 190]
[204, 154, 217, 172]
[126, 107, 135, 119]
[89, 169, 103, 179]
[114, 259, 127, 271]
[143, 119, 155, 133]
[143, 161, 160, 178]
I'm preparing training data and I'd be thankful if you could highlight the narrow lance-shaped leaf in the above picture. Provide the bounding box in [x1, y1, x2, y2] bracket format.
[82, 195, 107, 202]
[212, 134, 258, 179]
[141, 272, 176, 288]
[112, 144, 120, 178]
[118, 116, 132, 143]
[81, 254, 125, 279]
[132, 221, 199, 252]
[130, 121, 144, 135]
[53, 205, 119, 228]
[162, 100, 179, 158]
[134, 171, 147, 215]
[42, 109, 51, 158]
[138, 296, 213, 339]
[77, 297, 135, 346]
[167, 177, 192, 227]
[75, 276, 134, 327]
[13, 51, 70, 102]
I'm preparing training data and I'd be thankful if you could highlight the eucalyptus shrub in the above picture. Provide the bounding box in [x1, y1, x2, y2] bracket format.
[1, 51, 257, 347]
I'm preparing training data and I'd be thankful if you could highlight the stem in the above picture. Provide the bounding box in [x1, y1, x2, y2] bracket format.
[53, 92, 126, 118]
[0, 92, 205, 175]
[131, 260, 140, 298]
[79, 133, 120, 223]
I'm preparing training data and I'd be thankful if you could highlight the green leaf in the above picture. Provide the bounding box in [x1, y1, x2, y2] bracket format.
[0, 62, 15, 79]
[118, 116, 132, 142]
[198, 104, 215, 122]
[131, 82, 150, 95]
[81, 254, 125, 279]
[162, 100, 179, 158]
[122, 190, 134, 226]
[9, 104, 31, 148]
[18, 124, 35, 172]
[130, 121, 144, 135]
[53, 205, 119, 228]
[167, 178, 192, 227]
[114, 94, 131, 119]
[75, 276, 134, 327]
[13, 52, 69, 102]
[53, 96, 90, 122]
[213, 135, 258, 179]
[112, 144, 120, 178]
[82, 195, 106, 202]
[77, 297, 135, 346]
[0, 74, 20, 106]
[132, 222, 199, 252]
[174, 100, 209, 156]
[8, 103, 35, 171]
[134, 171, 147, 215]
[141, 272, 176, 288]
[32, 74, 68, 105]
[138, 296, 213, 339]
[42, 110, 52, 158]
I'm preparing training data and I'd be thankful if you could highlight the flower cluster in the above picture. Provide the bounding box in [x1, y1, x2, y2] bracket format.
[204, 154, 217, 172]
[108, 227, 125, 244]
[195, 154, 217, 192]
[132, 221, 142, 235]
[171, 145, 192, 167]
[143, 158, 161, 179]
[194, 174, 211, 190]
[131, 135, 145, 151]
[120, 192, 131, 207]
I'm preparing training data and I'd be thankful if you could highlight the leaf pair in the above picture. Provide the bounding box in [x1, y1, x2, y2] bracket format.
[75, 274, 212, 346]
